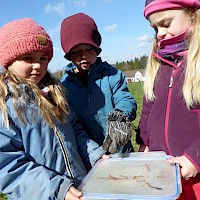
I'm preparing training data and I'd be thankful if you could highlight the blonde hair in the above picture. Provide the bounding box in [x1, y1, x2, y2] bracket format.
[144, 8, 200, 109]
[0, 69, 70, 128]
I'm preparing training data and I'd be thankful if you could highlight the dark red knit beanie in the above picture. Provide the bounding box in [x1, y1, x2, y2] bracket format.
[60, 13, 102, 60]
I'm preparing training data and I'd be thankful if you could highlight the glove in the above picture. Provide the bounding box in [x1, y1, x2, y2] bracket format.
[102, 110, 132, 154]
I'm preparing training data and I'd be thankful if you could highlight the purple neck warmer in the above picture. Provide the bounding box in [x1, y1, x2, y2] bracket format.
[157, 28, 191, 60]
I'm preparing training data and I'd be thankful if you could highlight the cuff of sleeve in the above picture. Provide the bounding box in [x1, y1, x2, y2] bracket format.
[183, 152, 200, 173]
[57, 179, 74, 200]
[89, 146, 106, 166]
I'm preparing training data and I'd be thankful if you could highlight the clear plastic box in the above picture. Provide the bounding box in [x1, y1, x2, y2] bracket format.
[78, 152, 182, 200]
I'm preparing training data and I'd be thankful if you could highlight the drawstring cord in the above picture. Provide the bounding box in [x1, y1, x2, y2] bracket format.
[53, 126, 75, 181]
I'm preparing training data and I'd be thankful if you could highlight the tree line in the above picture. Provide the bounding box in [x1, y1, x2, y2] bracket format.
[115, 55, 148, 72]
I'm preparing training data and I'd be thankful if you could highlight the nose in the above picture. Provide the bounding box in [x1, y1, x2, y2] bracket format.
[32, 62, 41, 70]
[79, 50, 88, 58]
[157, 27, 167, 40]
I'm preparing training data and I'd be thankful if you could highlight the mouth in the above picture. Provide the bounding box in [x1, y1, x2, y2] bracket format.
[30, 74, 43, 84]
[30, 73, 41, 78]
[81, 61, 89, 64]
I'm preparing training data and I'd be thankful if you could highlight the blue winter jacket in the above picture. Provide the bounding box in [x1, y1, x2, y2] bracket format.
[61, 57, 137, 147]
[0, 84, 105, 200]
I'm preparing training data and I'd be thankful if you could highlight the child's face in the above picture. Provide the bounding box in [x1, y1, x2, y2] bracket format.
[148, 9, 195, 41]
[9, 51, 48, 84]
[70, 44, 97, 71]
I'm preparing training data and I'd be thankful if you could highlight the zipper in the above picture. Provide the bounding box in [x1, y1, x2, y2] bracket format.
[168, 60, 182, 88]
[168, 69, 176, 88]
[153, 52, 187, 154]
[164, 60, 184, 154]
[54, 127, 75, 181]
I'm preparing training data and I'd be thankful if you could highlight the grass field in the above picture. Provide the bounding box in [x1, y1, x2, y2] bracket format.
[128, 82, 144, 152]
[0, 82, 144, 200]
[0, 194, 5, 200]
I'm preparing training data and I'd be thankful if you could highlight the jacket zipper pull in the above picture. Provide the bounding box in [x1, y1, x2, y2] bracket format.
[169, 69, 176, 88]
[169, 60, 182, 88]
[169, 75, 174, 88]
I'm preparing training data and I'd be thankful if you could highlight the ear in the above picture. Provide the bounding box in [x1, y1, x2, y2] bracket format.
[189, 8, 198, 20]
[190, 13, 196, 20]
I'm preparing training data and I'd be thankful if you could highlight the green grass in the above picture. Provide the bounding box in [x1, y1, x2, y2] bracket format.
[0, 193, 6, 200]
[128, 82, 144, 152]
[0, 82, 144, 199]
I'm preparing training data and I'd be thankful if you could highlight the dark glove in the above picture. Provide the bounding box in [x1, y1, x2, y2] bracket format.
[102, 110, 132, 154]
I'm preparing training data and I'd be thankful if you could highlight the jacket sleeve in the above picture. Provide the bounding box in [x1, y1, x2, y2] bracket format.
[109, 67, 137, 121]
[184, 110, 200, 171]
[0, 122, 73, 200]
[70, 110, 105, 168]
[138, 97, 154, 146]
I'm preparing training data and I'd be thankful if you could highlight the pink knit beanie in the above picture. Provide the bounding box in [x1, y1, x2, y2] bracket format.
[0, 18, 53, 69]
[60, 13, 102, 60]
[144, 0, 200, 18]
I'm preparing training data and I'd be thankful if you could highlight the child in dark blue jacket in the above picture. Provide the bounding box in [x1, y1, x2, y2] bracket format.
[60, 13, 137, 155]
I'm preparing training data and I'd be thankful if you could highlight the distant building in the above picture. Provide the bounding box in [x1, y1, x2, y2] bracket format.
[123, 69, 146, 83]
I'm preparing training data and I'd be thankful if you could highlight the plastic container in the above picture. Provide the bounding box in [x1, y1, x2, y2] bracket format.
[78, 152, 182, 200]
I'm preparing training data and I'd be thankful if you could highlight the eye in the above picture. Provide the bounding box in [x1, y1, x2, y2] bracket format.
[70, 50, 82, 58]
[85, 47, 94, 53]
[163, 20, 171, 28]
[22, 56, 34, 62]
[40, 56, 48, 62]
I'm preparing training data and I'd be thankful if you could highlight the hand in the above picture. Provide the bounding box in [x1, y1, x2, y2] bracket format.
[95, 154, 110, 164]
[65, 186, 82, 200]
[138, 144, 149, 152]
[167, 155, 198, 180]
[101, 154, 110, 159]
[102, 110, 132, 154]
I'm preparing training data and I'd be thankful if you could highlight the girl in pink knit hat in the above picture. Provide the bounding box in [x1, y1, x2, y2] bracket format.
[0, 18, 105, 200]
[137, 0, 200, 199]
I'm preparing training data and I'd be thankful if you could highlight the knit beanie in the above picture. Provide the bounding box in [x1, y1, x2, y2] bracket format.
[60, 13, 102, 60]
[144, 0, 200, 18]
[0, 18, 53, 69]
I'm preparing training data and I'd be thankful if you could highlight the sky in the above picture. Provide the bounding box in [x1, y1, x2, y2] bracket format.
[0, 0, 154, 72]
